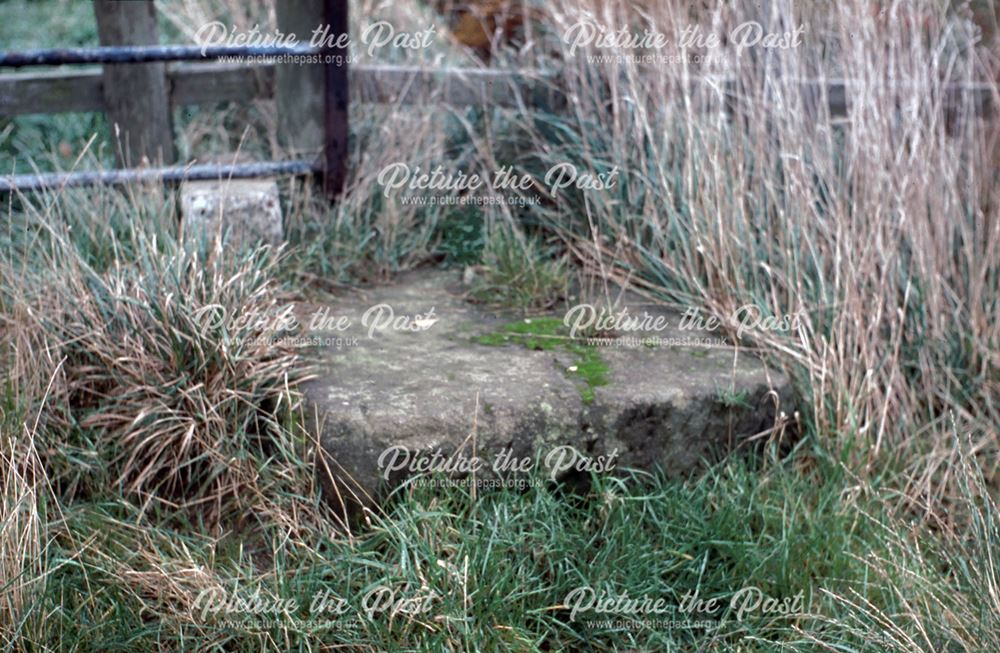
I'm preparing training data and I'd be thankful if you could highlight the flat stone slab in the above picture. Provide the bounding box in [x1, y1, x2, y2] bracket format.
[301, 270, 794, 519]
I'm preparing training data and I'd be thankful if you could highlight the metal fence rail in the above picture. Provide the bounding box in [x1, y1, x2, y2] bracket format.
[0, 160, 317, 194]
[0, 45, 320, 67]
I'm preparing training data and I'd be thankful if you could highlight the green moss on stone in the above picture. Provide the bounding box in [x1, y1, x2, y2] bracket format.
[474, 317, 610, 404]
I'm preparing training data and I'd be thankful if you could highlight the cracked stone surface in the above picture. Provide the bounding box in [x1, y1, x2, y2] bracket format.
[301, 270, 794, 519]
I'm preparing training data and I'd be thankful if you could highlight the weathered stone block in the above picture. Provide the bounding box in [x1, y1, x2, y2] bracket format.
[300, 270, 796, 523]
[180, 178, 283, 247]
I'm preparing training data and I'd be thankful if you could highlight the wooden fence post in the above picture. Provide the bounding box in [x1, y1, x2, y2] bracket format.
[94, 1, 175, 166]
[275, 0, 348, 198]
[322, 0, 349, 197]
[275, 1, 326, 160]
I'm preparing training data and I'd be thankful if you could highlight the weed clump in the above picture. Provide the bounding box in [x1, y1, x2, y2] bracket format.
[1, 217, 307, 519]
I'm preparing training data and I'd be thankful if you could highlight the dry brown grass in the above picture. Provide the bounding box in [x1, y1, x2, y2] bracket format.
[0, 183, 309, 523]
[0, 409, 49, 646]
[506, 0, 1000, 508]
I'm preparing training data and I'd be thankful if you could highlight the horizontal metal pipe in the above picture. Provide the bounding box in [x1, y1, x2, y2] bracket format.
[0, 45, 320, 68]
[0, 160, 318, 193]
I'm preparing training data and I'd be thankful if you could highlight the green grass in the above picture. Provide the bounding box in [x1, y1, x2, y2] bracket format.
[714, 385, 752, 409]
[9, 437, 997, 652]
[466, 232, 569, 313]
[0, 0, 102, 175]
